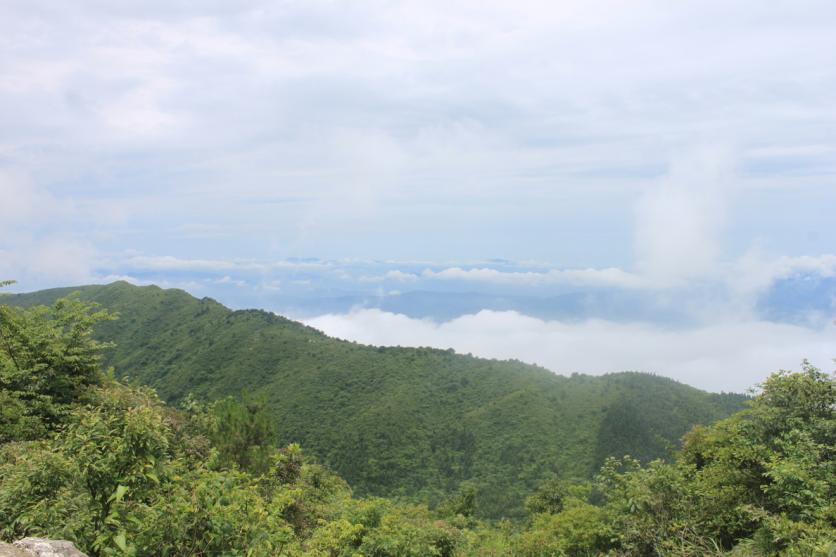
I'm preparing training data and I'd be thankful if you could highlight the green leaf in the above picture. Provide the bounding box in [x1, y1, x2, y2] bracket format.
[110, 484, 129, 503]
[114, 532, 127, 552]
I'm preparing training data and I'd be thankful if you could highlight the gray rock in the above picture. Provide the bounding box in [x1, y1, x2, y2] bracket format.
[12, 539, 87, 557]
[0, 541, 32, 557]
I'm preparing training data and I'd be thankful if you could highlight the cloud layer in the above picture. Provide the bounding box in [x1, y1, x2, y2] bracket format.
[306, 309, 834, 392]
[2, 0, 836, 272]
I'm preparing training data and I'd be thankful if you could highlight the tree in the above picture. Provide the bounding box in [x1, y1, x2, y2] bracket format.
[525, 475, 567, 516]
[209, 394, 277, 475]
[0, 293, 115, 441]
[680, 362, 835, 553]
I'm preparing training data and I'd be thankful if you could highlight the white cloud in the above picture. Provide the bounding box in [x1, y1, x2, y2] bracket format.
[117, 255, 330, 273]
[1, 0, 834, 263]
[0, 237, 97, 287]
[733, 253, 836, 291]
[360, 270, 421, 283]
[95, 274, 147, 285]
[633, 146, 735, 285]
[421, 266, 646, 288]
[122, 255, 241, 272]
[305, 309, 835, 392]
[271, 260, 332, 270]
[0, 172, 99, 286]
[0, 171, 72, 227]
[215, 275, 247, 287]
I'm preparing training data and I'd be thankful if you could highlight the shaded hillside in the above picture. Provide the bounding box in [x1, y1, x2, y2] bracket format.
[4, 282, 747, 517]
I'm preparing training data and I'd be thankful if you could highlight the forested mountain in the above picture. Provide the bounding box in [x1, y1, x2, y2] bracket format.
[2, 285, 832, 555]
[4, 282, 745, 518]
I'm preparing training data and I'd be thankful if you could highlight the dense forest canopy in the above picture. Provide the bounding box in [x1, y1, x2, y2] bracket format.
[0, 288, 833, 556]
[4, 282, 746, 518]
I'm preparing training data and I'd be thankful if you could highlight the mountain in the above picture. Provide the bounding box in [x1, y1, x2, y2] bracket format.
[758, 274, 836, 325]
[3, 282, 747, 518]
[277, 289, 685, 323]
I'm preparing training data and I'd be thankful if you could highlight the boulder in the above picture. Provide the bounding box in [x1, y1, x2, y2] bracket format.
[0, 542, 31, 557]
[10, 539, 87, 557]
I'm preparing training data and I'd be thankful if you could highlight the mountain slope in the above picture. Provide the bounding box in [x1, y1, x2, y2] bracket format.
[3, 282, 747, 517]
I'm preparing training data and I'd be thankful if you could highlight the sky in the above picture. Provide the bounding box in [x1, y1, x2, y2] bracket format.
[1, 0, 834, 392]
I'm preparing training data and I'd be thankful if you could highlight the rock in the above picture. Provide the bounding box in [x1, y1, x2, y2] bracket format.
[11, 539, 87, 557]
[0, 541, 32, 557]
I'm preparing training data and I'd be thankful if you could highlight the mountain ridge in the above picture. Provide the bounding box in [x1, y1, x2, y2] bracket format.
[3, 281, 747, 517]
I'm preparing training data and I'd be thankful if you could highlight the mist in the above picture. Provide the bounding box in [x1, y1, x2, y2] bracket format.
[306, 309, 834, 392]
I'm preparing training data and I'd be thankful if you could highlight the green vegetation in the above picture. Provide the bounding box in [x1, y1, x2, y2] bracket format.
[4, 282, 745, 518]
[513, 363, 836, 556]
[0, 291, 467, 556]
[1, 288, 832, 555]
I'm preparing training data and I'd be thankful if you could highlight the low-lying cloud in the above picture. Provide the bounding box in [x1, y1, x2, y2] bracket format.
[305, 309, 834, 393]
[420, 266, 647, 289]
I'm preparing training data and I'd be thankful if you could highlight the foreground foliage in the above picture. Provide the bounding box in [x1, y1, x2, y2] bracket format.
[0, 289, 833, 555]
[513, 363, 835, 557]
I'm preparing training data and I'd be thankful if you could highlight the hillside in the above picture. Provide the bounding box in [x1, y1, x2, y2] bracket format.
[3, 282, 747, 518]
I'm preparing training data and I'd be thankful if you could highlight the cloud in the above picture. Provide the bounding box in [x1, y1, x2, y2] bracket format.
[0, 171, 80, 230]
[360, 270, 420, 283]
[0, 237, 98, 287]
[1, 0, 835, 263]
[96, 274, 147, 285]
[2, 0, 836, 383]
[270, 260, 332, 270]
[215, 275, 247, 287]
[633, 146, 735, 285]
[0, 171, 99, 286]
[305, 309, 835, 392]
[421, 266, 646, 288]
[121, 255, 242, 272]
[117, 254, 330, 273]
[733, 253, 836, 292]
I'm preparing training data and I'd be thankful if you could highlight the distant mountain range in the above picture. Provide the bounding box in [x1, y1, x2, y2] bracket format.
[758, 274, 836, 324]
[4, 282, 748, 517]
[279, 289, 688, 322]
[277, 275, 836, 326]
[81, 257, 836, 326]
